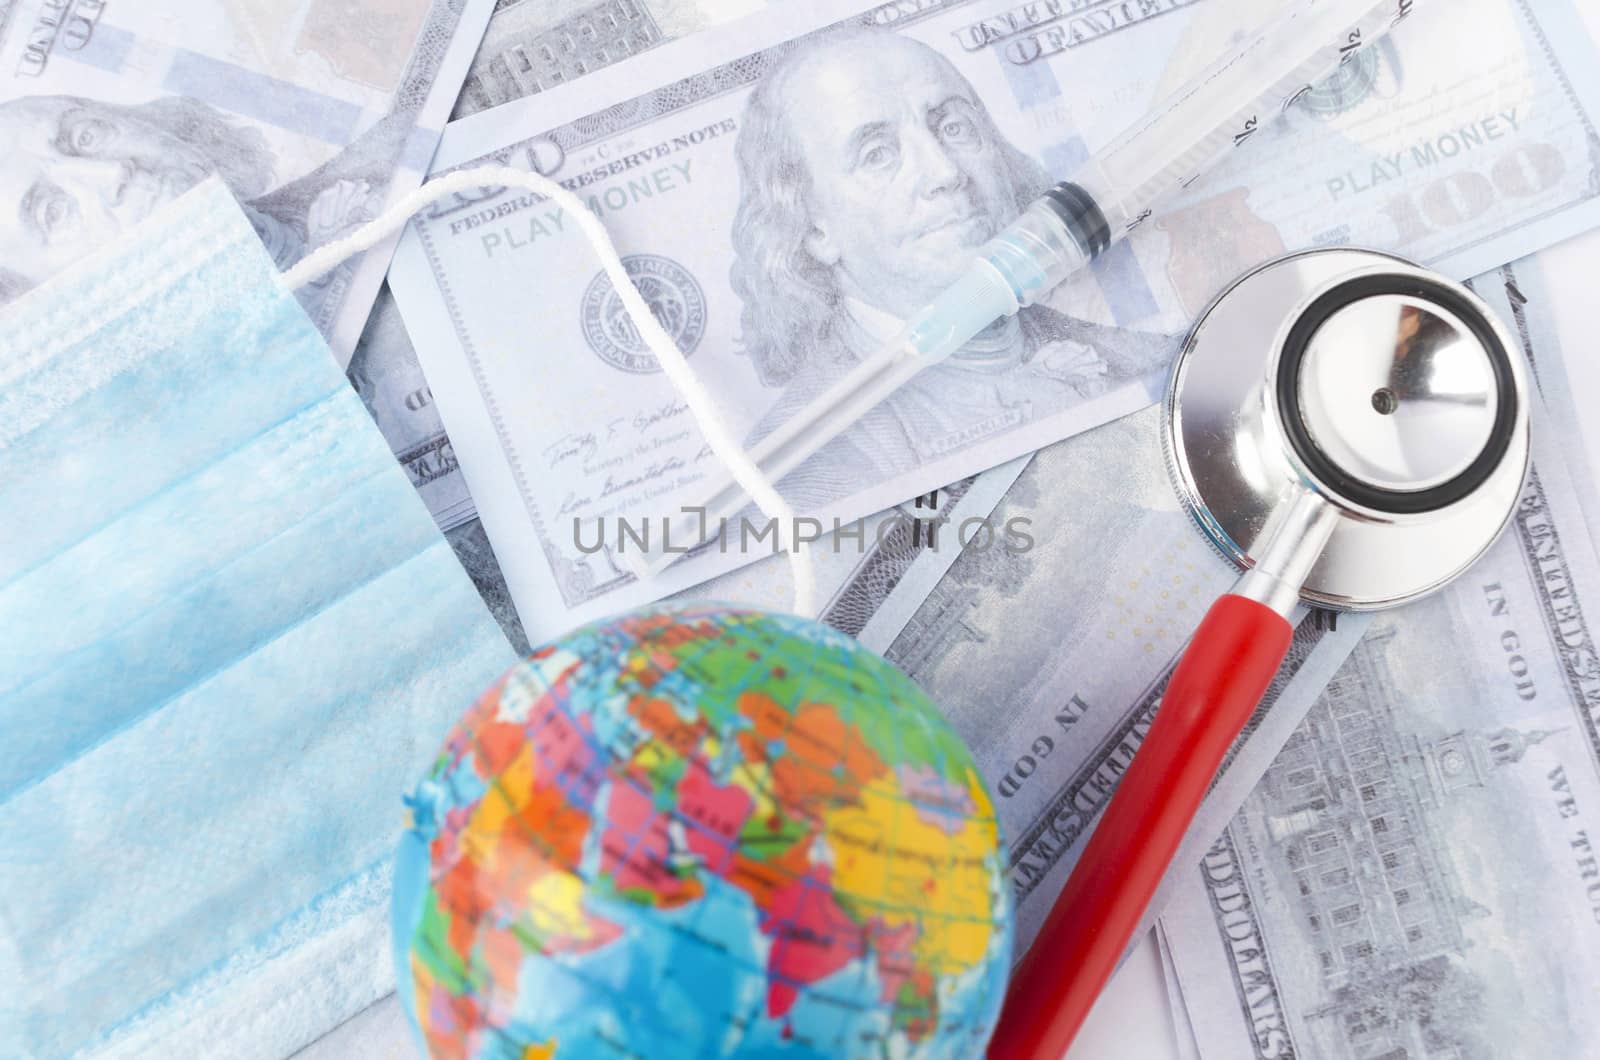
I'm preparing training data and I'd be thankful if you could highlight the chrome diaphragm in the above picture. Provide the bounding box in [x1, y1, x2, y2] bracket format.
[1165, 248, 1531, 611]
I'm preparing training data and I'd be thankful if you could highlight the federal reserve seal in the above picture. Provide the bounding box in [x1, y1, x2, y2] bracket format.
[1294, 48, 1384, 118]
[580, 255, 707, 374]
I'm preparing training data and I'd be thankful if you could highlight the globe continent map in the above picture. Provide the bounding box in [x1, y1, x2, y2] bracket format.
[392, 604, 1012, 1058]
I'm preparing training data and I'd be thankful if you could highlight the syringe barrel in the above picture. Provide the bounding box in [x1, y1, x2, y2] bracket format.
[995, 189, 1107, 307]
[1069, 0, 1420, 238]
[895, 194, 1100, 366]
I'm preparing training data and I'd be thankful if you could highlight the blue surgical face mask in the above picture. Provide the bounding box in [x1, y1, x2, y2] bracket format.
[0, 179, 515, 1058]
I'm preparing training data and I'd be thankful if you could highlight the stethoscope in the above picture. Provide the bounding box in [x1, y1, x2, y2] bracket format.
[990, 248, 1532, 1057]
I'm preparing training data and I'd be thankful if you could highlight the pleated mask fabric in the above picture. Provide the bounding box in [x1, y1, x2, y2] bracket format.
[0, 178, 517, 1058]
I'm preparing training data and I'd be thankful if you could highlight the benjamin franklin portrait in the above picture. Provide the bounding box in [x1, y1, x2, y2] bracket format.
[0, 93, 407, 307]
[730, 27, 1173, 508]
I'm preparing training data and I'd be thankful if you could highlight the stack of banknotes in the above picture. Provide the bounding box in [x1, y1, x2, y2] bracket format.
[8, 0, 1600, 1055]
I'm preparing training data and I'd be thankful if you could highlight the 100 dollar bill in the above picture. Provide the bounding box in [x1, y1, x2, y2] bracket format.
[389, 0, 1600, 642]
[0, 0, 495, 361]
[350, 0, 775, 651]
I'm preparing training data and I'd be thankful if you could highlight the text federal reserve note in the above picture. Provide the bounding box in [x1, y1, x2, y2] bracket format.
[389, 0, 1600, 642]
[0, 0, 495, 361]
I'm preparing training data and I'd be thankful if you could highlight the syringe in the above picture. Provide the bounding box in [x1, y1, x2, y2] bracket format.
[641, 0, 1421, 576]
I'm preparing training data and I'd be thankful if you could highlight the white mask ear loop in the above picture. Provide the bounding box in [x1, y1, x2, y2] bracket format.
[281, 166, 818, 618]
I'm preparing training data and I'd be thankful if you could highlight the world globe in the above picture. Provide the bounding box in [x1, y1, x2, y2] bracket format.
[391, 603, 1013, 1058]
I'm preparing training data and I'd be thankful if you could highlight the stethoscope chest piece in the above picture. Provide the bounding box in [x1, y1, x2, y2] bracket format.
[1166, 247, 1531, 611]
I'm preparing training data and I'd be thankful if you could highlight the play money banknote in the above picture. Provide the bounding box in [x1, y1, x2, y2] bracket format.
[350, 0, 773, 532]
[351, 0, 779, 643]
[0, 0, 495, 361]
[389, 0, 1600, 642]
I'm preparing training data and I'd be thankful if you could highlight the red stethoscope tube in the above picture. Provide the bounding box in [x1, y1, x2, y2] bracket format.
[988, 593, 1294, 1059]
